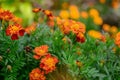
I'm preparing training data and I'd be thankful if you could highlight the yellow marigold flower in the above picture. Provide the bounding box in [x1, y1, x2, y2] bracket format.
[115, 32, 120, 46]
[25, 22, 37, 34]
[93, 16, 103, 25]
[110, 26, 118, 33]
[89, 8, 99, 18]
[33, 45, 48, 59]
[29, 68, 46, 80]
[59, 10, 69, 19]
[40, 54, 58, 74]
[80, 11, 88, 19]
[99, 0, 106, 4]
[69, 5, 80, 19]
[102, 24, 110, 32]
[88, 30, 102, 39]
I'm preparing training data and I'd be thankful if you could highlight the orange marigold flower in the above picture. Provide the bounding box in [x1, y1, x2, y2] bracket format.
[11, 16, 22, 24]
[32, 8, 41, 13]
[0, 10, 14, 21]
[102, 24, 110, 32]
[110, 26, 118, 33]
[29, 68, 46, 80]
[99, 0, 106, 4]
[43, 10, 53, 19]
[33, 45, 49, 59]
[6, 24, 25, 40]
[40, 54, 58, 74]
[80, 11, 88, 19]
[115, 32, 120, 47]
[93, 16, 103, 25]
[25, 22, 37, 34]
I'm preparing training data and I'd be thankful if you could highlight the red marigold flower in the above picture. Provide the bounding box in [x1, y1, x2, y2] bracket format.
[11, 34, 18, 40]
[0, 10, 14, 21]
[29, 68, 46, 80]
[6, 24, 25, 40]
[32, 8, 41, 13]
[33, 45, 49, 59]
[40, 54, 58, 74]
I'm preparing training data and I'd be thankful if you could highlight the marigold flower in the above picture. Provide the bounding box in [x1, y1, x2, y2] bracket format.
[102, 24, 110, 32]
[69, 5, 80, 19]
[110, 26, 118, 33]
[33, 45, 49, 59]
[80, 11, 88, 19]
[99, 0, 106, 4]
[43, 10, 53, 18]
[88, 30, 102, 39]
[112, 0, 119, 9]
[115, 32, 120, 47]
[29, 68, 46, 80]
[89, 8, 99, 18]
[32, 8, 41, 13]
[59, 10, 69, 19]
[40, 54, 58, 74]
[0, 10, 14, 21]
[25, 22, 37, 34]
[93, 16, 103, 25]
[11, 16, 22, 24]
[6, 24, 25, 40]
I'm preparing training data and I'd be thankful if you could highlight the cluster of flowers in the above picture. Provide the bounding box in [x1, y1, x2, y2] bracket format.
[32, 7, 86, 43]
[0, 8, 25, 40]
[59, 4, 103, 26]
[57, 18, 86, 43]
[29, 45, 58, 80]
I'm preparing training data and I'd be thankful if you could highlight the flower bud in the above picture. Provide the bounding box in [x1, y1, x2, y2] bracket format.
[7, 65, 12, 71]
[0, 56, 3, 61]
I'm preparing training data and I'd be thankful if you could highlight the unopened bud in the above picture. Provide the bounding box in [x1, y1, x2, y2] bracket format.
[7, 65, 12, 71]
[0, 56, 3, 61]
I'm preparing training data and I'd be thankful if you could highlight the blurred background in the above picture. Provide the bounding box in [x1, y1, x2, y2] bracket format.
[0, 0, 120, 28]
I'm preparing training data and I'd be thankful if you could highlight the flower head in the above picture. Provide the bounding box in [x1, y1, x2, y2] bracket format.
[25, 22, 37, 34]
[29, 68, 46, 80]
[40, 54, 58, 74]
[33, 45, 49, 59]
[59, 10, 69, 19]
[115, 32, 120, 47]
[6, 24, 25, 40]
[0, 10, 14, 21]
[32, 8, 41, 13]
[69, 5, 80, 19]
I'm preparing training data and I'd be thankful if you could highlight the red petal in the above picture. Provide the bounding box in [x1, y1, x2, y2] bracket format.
[6, 29, 11, 36]
[11, 34, 18, 40]
[33, 55, 41, 60]
[19, 29, 25, 36]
